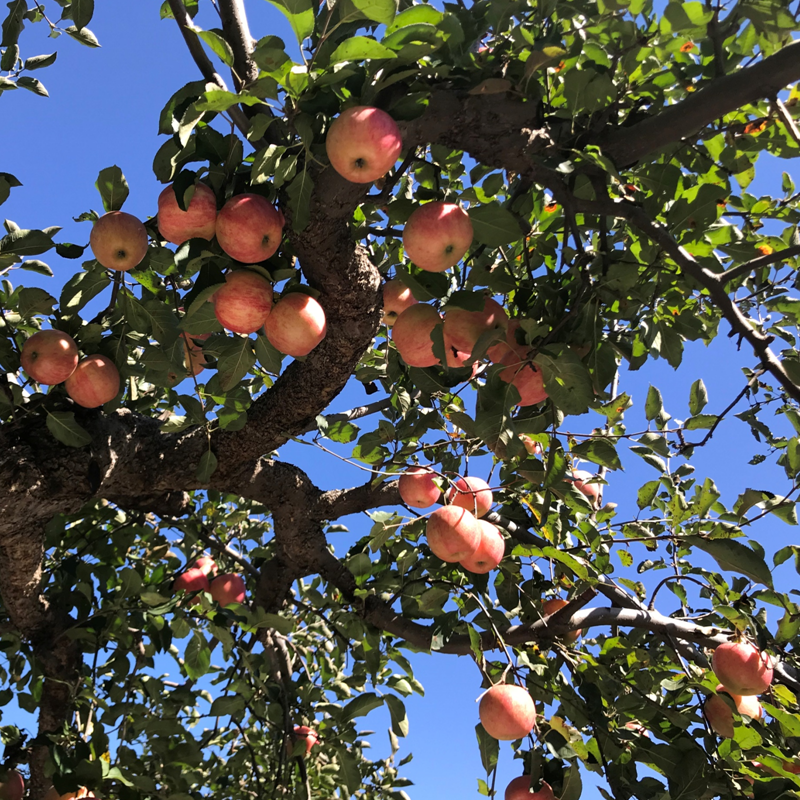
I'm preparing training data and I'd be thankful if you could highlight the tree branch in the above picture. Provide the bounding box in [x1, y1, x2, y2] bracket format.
[217, 0, 259, 89]
[719, 243, 800, 284]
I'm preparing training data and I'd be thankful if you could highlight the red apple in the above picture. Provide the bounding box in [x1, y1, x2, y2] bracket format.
[90, 211, 149, 272]
[443, 297, 508, 354]
[572, 470, 602, 506]
[65, 355, 120, 408]
[425, 505, 481, 562]
[392, 304, 442, 368]
[479, 684, 536, 740]
[542, 598, 580, 643]
[289, 725, 319, 756]
[213, 270, 274, 334]
[403, 202, 474, 272]
[460, 520, 504, 573]
[44, 788, 82, 800]
[0, 770, 24, 800]
[326, 106, 403, 184]
[704, 684, 762, 739]
[173, 568, 210, 594]
[520, 435, 542, 457]
[487, 319, 528, 363]
[383, 279, 418, 326]
[447, 476, 493, 517]
[210, 573, 246, 606]
[157, 182, 217, 245]
[712, 641, 773, 696]
[505, 777, 555, 800]
[191, 556, 218, 577]
[398, 466, 440, 508]
[263, 293, 327, 357]
[216, 193, 284, 263]
[499, 356, 548, 406]
[182, 333, 211, 377]
[21, 329, 79, 385]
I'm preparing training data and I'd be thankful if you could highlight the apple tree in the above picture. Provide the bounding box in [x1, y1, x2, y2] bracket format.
[2, 1, 800, 799]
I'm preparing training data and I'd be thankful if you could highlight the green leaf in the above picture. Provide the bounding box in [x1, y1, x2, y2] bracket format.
[46, 411, 92, 448]
[645, 385, 663, 421]
[1, 1, 26, 48]
[468, 203, 522, 247]
[637, 480, 660, 509]
[118, 567, 142, 596]
[64, 25, 101, 47]
[542, 547, 589, 581]
[59, 263, 111, 312]
[571, 438, 622, 470]
[20, 259, 53, 276]
[18, 287, 55, 317]
[71, 0, 94, 30]
[685, 536, 773, 588]
[216, 337, 257, 391]
[193, 27, 234, 67]
[385, 694, 409, 737]
[342, 692, 383, 721]
[535, 346, 594, 416]
[16, 75, 47, 96]
[254, 333, 283, 374]
[208, 695, 246, 718]
[0, 228, 55, 256]
[351, 0, 397, 24]
[23, 52, 56, 70]
[475, 723, 499, 770]
[330, 36, 397, 63]
[266, 0, 314, 46]
[184, 631, 211, 680]
[286, 168, 314, 232]
[335, 747, 361, 793]
[196, 450, 218, 482]
[95, 166, 129, 212]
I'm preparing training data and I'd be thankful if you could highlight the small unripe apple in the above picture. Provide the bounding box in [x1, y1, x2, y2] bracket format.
[505, 777, 555, 800]
[459, 520, 504, 573]
[264, 293, 327, 357]
[542, 598, 580, 643]
[183, 333, 211, 376]
[704, 684, 762, 738]
[326, 106, 403, 183]
[157, 182, 217, 245]
[392, 304, 442, 368]
[712, 641, 773, 695]
[0, 770, 24, 800]
[287, 725, 319, 756]
[213, 270, 274, 334]
[65, 355, 120, 408]
[191, 556, 217, 577]
[443, 297, 508, 354]
[382, 279, 418, 326]
[479, 684, 536, 741]
[398, 466, 440, 508]
[425, 505, 481, 562]
[210, 573, 246, 606]
[173, 568, 210, 594]
[216, 193, 284, 262]
[21, 329, 79, 385]
[447, 476, 493, 517]
[572, 470, 602, 506]
[499, 356, 548, 406]
[403, 202, 473, 272]
[90, 211, 149, 272]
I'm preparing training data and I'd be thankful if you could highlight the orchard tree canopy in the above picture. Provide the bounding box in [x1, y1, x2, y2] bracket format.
[2, 0, 800, 799]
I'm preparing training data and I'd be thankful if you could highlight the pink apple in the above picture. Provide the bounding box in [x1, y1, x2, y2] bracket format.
[158, 182, 217, 245]
[182, 333, 211, 377]
[65, 355, 120, 408]
[90, 211, 149, 272]
[542, 598, 580, 643]
[520, 435, 542, 457]
[191, 556, 218, 577]
[425, 505, 480, 562]
[216, 193, 284, 262]
[704, 684, 762, 739]
[288, 725, 319, 756]
[398, 466, 440, 508]
[213, 270, 274, 334]
[572, 470, 602, 506]
[382, 279, 418, 326]
[173, 568, 210, 594]
[263, 293, 327, 357]
[505, 777, 555, 800]
[460, 520, 504, 573]
[487, 319, 528, 363]
[210, 573, 246, 606]
[403, 202, 474, 272]
[21, 329, 79, 385]
[392, 304, 442, 368]
[499, 356, 548, 406]
[479, 684, 536, 741]
[326, 106, 403, 183]
[44, 787, 82, 800]
[712, 641, 773, 695]
[443, 297, 508, 354]
[0, 771, 23, 800]
[447, 476, 493, 517]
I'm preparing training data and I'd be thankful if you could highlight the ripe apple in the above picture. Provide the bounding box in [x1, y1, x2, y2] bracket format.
[403, 202, 474, 272]
[505, 777, 555, 800]
[173, 568, 210, 594]
[704, 684, 762, 739]
[712, 640, 773, 695]
[157, 182, 217, 245]
[479, 683, 536, 740]
[0, 770, 24, 800]
[572, 470, 602, 506]
[216, 193, 284, 263]
[542, 598, 580, 643]
[213, 270, 274, 334]
[264, 293, 327, 357]
[460, 520, 504, 573]
[326, 106, 403, 183]
[21, 329, 79, 385]
[191, 556, 218, 577]
[487, 319, 528, 363]
[182, 332, 211, 377]
[425, 505, 481, 562]
[44, 788, 82, 800]
[65, 355, 120, 408]
[499, 356, 548, 406]
[90, 211, 149, 272]
[288, 725, 319, 756]
[210, 572, 246, 606]
[398, 466, 440, 508]
[392, 304, 442, 368]
[443, 297, 508, 354]
[520, 435, 543, 457]
[447, 476, 493, 517]
[382, 279, 418, 326]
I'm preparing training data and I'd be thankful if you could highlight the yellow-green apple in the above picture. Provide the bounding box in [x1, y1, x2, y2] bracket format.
[264, 293, 327, 357]
[392, 304, 442, 367]
[382, 279, 418, 326]
[210, 573, 246, 606]
[487, 319, 528, 363]
[191, 556, 217, 577]
[712, 641, 773, 695]
[425, 505, 480, 562]
[403, 202, 473, 272]
[572, 469, 602, 506]
[216, 193, 284, 262]
[326, 106, 403, 183]
[443, 297, 508, 354]
[704, 684, 762, 738]
[460, 520, 504, 573]
[182, 333, 211, 376]
[65, 355, 120, 408]
[447, 476, 493, 517]
[505, 777, 555, 800]
[90, 211, 149, 272]
[542, 598, 580, 643]
[157, 182, 217, 245]
[0, 770, 24, 800]
[21, 329, 79, 385]
[288, 725, 319, 757]
[173, 568, 210, 595]
[499, 357, 548, 406]
[479, 684, 536, 740]
[213, 270, 274, 334]
[398, 466, 440, 508]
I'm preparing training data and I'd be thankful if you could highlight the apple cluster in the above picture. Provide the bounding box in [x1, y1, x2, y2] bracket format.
[173, 556, 247, 607]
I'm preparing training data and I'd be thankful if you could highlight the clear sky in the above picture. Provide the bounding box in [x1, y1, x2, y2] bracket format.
[2, 4, 798, 799]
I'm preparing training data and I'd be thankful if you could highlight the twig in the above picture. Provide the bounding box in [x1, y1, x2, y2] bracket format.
[719, 243, 800, 283]
[773, 97, 800, 147]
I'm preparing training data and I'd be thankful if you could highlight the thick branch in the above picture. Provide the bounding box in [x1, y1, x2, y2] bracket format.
[217, 0, 259, 89]
[719, 243, 800, 284]
[316, 477, 401, 520]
